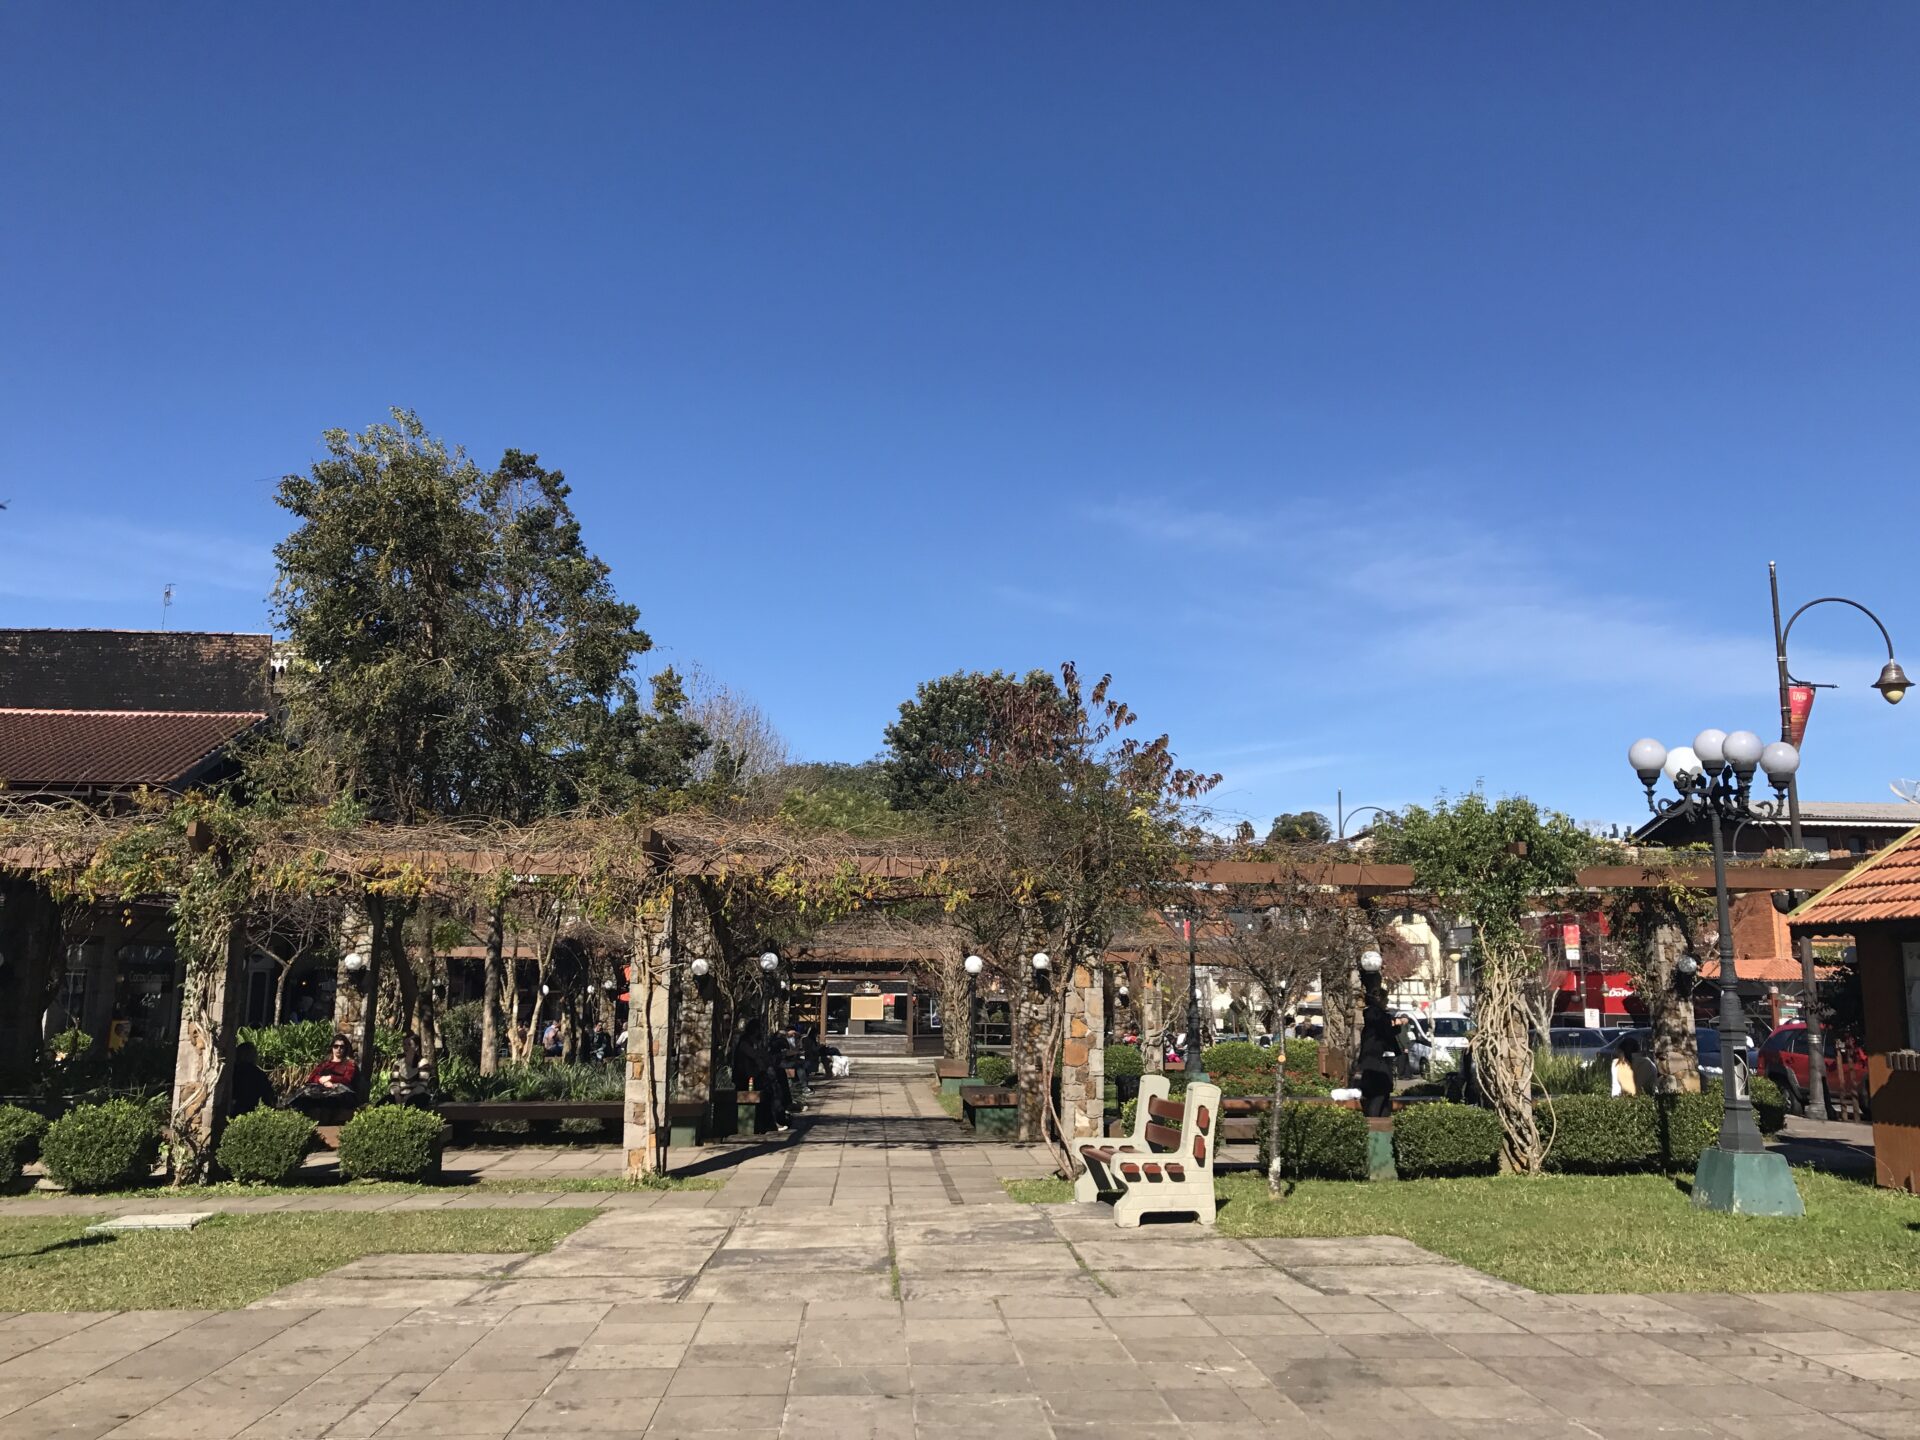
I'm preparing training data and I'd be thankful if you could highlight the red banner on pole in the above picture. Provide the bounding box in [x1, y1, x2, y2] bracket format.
[1787, 685, 1815, 748]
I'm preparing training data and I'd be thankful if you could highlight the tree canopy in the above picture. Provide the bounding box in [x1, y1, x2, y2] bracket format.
[880, 668, 1069, 811]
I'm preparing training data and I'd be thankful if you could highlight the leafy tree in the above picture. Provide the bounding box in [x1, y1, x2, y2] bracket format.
[943, 664, 1219, 1162]
[1373, 792, 1595, 1173]
[775, 761, 904, 836]
[881, 669, 1068, 811]
[1267, 811, 1333, 845]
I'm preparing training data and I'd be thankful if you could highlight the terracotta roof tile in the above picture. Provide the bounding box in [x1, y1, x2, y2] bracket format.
[0, 709, 264, 788]
[1790, 824, 1920, 928]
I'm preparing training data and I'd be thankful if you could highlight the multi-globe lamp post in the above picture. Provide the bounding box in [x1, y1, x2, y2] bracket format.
[1627, 728, 1805, 1217]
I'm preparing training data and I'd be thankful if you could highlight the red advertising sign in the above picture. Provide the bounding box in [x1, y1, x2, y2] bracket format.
[1787, 685, 1815, 748]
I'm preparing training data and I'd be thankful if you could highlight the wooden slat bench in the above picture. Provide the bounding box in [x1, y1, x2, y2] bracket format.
[437, 1100, 622, 1145]
[935, 1059, 973, 1095]
[959, 1085, 1020, 1138]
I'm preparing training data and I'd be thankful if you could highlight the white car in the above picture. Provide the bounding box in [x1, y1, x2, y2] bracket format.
[1427, 1014, 1472, 1064]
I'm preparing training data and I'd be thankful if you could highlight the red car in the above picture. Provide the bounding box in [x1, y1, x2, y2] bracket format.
[1756, 1023, 1870, 1119]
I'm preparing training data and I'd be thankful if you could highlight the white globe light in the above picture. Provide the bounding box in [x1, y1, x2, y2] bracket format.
[1761, 741, 1800, 781]
[1628, 738, 1668, 778]
[1663, 745, 1702, 784]
[1692, 729, 1728, 769]
[1031, 952, 1050, 971]
[760, 952, 779, 973]
[963, 954, 983, 976]
[1359, 950, 1384, 973]
[342, 952, 368, 973]
[1723, 731, 1763, 772]
[689, 957, 710, 979]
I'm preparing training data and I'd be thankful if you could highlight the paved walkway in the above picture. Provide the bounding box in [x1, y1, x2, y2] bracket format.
[5, 1077, 1920, 1438]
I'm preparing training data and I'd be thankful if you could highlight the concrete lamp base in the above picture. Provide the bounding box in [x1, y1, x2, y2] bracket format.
[1692, 1147, 1804, 1218]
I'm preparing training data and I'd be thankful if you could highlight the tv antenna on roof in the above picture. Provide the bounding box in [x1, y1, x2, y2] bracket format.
[162, 584, 175, 630]
[1892, 779, 1920, 805]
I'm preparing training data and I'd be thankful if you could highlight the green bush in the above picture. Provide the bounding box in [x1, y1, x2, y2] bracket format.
[1393, 1102, 1502, 1177]
[1750, 1075, 1787, 1134]
[438, 1002, 485, 1067]
[40, 1099, 162, 1192]
[337, 1105, 447, 1181]
[1541, 1093, 1736, 1173]
[1103, 1044, 1143, 1079]
[238, 1021, 401, 1073]
[1533, 1049, 1607, 1096]
[434, 1056, 624, 1103]
[973, 1055, 1014, 1086]
[0, 1105, 50, 1184]
[1260, 1101, 1369, 1181]
[1119, 1096, 1138, 1134]
[1202, 1040, 1271, 1076]
[216, 1108, 315, 1184]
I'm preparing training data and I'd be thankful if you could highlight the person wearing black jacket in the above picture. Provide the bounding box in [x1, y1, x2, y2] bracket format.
[1355, 984, 1399, 1119]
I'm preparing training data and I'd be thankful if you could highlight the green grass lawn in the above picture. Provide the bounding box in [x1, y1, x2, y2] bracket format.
[1004, 1170, 1920, 1293]
[0, 1208, 596, 1311]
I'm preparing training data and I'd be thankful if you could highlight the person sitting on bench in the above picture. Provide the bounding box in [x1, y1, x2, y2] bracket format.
[283, 1034, 358, 1113]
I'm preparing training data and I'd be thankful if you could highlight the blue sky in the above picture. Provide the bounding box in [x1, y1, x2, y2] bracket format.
[4, 4, 1918, 832]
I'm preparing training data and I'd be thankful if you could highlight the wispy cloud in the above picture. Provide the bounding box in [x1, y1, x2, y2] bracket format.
[0, 513, 275, 607]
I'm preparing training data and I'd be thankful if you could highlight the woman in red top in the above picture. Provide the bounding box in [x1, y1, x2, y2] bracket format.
[305, 1036, 357, 1092]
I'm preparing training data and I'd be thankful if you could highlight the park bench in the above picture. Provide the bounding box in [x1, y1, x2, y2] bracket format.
[437, 1099, 622, 1145]
[1080, 1081, 1220, 1227]
[959, 1084, 1020, 1138]
[1075, 1074, 1171, 1201]
[935, 1058, 973, 1095]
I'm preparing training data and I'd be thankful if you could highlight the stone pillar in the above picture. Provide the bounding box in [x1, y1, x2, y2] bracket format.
[624, 900, 674, 1180]
[669, 889, 717, 1109]
[1139, 959, 1165, 1075]
[169, 922, 245, 1184]
[331, 905, 374, 1042]
[1060, 961, 1105, 1147]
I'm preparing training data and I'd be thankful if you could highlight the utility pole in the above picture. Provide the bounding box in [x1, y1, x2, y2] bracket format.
[1770, 562, 1827, 1117]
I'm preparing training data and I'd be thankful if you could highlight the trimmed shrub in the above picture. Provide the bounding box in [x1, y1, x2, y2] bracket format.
[973, 1055, 1014, 1086]
[0, 1105, 50, 1184]
[337, 1105, 448, 1181]
[216, 1107, 316, 1184]
[40, 1099, 162, 1192]
[1260, 1101, 1369, 1181]
[438, 1001, 486, 1067]
[1540, 1095, 1658, 1173]
[1202, 1041, 1270, 1076]
[1103, 1044, 1144, 1079]
[1393, 1102, 1501, 1178]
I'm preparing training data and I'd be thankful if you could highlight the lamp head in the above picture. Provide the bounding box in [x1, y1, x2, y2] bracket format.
[1359, 950, 1384, 974]
[1876, 659, 1910, 705]
[689, 957, 711, 979]
[342, 951, 368, 973]
[963, 954, 983, 976]
[1692, 729, 1728, 770]
[1628, 738, 1668, 785]
[1675, 953, 1699, 977]
[1761, 741, 1800, 789]
[1030, 952, 1050, 972]
[1723, 731, 1764, 774]
[1663, 745, 1702, 786]
[759, 951, 779, 973]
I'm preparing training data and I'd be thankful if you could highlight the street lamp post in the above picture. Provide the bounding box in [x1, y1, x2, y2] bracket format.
[1768, 565, 1907, 1118]
[963, 955, 983, 1078]
[1628, 730, 1805, 1216]
[1185, 912, 1206, 1082]
[759, 950, 779, 1030]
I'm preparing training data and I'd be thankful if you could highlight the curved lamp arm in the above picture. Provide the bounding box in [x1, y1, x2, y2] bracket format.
[1337, 805, 1392, 839]
[1782, 596, 1896, 687]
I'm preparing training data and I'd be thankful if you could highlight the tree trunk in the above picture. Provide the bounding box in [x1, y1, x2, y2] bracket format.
[168, 918, 245, 1185]
[480, 904, 504, 1076]
[939, 954, 972, 1064]
[1140, 960, 1165, 1075]
[1648, 923, 1701, 1094]
[1474, 956, 1543, 1173]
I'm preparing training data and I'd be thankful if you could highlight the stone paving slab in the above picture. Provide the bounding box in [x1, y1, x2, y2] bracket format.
[8, 1075, 1920, 1437]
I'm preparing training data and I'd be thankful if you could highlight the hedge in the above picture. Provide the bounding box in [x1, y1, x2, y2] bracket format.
[1540, 1088, 1784, 1174]
[0, 1105, 49, 1185]
[1392, 1101, 1501, 1177]
[973, 1054, 1014, 1086]
[39, 1099, 162, 1192]
[1260, 1101, 1369, 1181]
[337, 1105, 447, 1181]
[1202, 1041, 1268, 1075]
[217, 1107, 316, 1184]
[1103, 1044, 1144, 1079]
